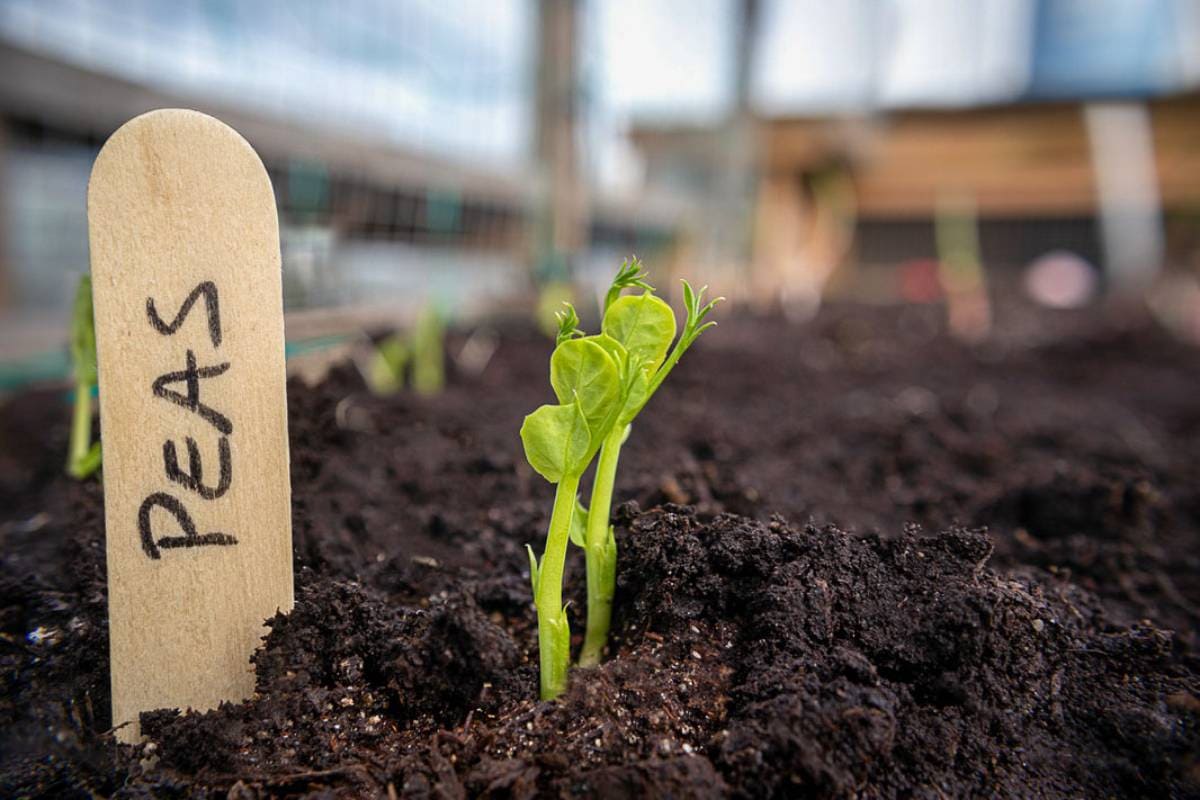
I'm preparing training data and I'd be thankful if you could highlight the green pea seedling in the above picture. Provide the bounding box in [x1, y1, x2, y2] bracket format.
[520, 258, 721, 699]
[67, 274, 102, 479]
[367, 306, 445, 396]
[411, 307, 446, 396]
[368, 334, 410, 394]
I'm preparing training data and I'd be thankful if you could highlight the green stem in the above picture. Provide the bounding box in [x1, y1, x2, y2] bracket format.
[67, 383, 92, 478]
[644, 329, 696, 410]
[536, 472, 581, 700]
[579, 424, 625, 667]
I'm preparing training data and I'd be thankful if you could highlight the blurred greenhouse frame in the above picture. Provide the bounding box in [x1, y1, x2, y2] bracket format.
[1, 0, 1200, 376]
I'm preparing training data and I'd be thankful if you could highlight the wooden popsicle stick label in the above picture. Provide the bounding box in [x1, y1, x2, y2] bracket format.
[88, 109, 294, 742]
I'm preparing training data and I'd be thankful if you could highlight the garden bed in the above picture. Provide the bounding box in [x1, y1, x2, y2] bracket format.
[2, 302, 1199, 797]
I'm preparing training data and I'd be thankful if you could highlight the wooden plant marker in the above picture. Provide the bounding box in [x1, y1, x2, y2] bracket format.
[88, 109, 294, 742]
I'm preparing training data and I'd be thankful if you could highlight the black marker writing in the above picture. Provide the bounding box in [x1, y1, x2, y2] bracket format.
[138, 491, 237, 560]
[151, 350, 233, 435]
[163, 435, 231, 500]
[147, 280, 221, 347]
[140, 280, 239, 560]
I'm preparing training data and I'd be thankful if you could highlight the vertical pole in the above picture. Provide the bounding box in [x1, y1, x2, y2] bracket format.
[718, 0, 760, 300]
[0, 116, 10, 311]
[935, 192, 991, 342]
[1084, 102, 1163, 293]
[533, 0, 584, 286]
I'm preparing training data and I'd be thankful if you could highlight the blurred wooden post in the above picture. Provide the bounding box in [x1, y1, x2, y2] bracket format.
[0, 117, 9, 310]
[935, 192, 991, 341]
[533, 0, 584, 284]
[752, 172, 804, 305]
[752, 165, 858, 317]
[1085, 102, 1163, 293]
[716, 0, 760, 301]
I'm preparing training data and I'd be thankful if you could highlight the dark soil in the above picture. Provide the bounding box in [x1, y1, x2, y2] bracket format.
[2, 301, 1199, 798]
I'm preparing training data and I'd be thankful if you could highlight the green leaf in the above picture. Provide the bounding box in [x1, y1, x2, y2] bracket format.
[619, 363, 650, 425]
[526, 544, 540, 597]
[602, 292, 676, 377]
[568, 498, 588, 547]
[587, 333, 628, 372]
[550, 338, 621, 451]
[520, 401, 590, 483]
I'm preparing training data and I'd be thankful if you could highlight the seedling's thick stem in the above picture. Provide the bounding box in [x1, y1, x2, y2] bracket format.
[67, 383, 94, 479]
[536, 472, 581, 700]
[66, 274, 101, 480]
[580, 424, 624, 667]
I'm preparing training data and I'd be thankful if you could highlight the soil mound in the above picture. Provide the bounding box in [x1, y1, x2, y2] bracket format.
[7, 505, 1196, 797]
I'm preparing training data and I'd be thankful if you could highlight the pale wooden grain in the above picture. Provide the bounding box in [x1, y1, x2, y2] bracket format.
[88, 109, 293, 742]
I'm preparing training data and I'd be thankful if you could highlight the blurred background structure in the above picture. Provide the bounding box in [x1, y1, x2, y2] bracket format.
[2, 0, 1200, 372]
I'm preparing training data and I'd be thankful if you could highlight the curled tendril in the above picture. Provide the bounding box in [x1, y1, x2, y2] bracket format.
[555, 303, 584, 345]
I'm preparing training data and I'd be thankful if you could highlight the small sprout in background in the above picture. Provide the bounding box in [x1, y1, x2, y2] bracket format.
[452, 326, 500, 378]
[364, 305, 446, 396]
[67, 274, 102, 479]
[368, 333, 410, 395]
[935, 192, 991, 342]
[519, 256, 722, 699]
[411, 307, 446, 396]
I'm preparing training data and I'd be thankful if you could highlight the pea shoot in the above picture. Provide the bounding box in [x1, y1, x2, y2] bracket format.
[519, 258, 721, 698]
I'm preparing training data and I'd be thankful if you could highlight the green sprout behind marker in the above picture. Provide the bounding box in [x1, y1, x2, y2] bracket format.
[519, 257, 721, 698]
[67, 274, 102, 479]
